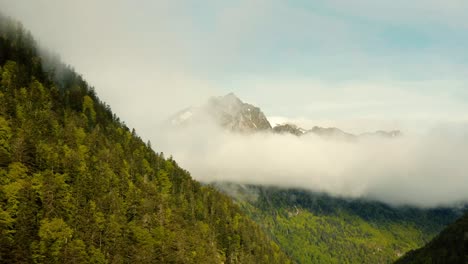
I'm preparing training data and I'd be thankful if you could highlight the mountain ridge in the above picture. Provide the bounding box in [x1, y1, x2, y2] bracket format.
[170, 93, 402, 139]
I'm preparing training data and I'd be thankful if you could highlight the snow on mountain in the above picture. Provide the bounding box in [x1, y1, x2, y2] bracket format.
[170, 108, 194, 125]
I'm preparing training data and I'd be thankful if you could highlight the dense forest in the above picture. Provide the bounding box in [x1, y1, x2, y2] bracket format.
[394, 213, 468, 264]
[214, 183, 462, 264]
[0, 14, 291, 263]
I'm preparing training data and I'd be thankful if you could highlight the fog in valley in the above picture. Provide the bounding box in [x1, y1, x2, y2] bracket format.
[155, 117, 468, 207]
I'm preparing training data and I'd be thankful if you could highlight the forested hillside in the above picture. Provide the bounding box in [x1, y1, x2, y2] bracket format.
[215, 183, 461, 264]
[0, 15, 290, 263]
[394, 213, 468, 264]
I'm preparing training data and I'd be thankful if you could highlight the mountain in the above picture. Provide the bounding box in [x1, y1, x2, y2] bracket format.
[214, 183, 462, 264]
[170, 95, 401, 139]
[170, 93, 272, 132]
[394, 213, 468, 264]
[0, 14, 291, 263]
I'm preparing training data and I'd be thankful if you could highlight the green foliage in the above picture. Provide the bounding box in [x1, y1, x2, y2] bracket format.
[394, 213, 468, 264]
[215, 184, 460, 264]
[33, 218, 74, 263]
[0, 14, 290, 264]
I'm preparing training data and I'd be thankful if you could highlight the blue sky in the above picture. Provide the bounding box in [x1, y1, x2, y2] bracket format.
[147, 0, 468, 79]
[2, 0, 468, 134]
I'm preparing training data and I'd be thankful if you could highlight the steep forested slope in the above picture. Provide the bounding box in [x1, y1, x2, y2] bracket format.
[394, 213, 468, 264]
[215, 183, 461, 264]
[0, 15, 290, 263]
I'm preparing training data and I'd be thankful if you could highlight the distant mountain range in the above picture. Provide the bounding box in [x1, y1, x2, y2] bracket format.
[170, 93, 402, 139]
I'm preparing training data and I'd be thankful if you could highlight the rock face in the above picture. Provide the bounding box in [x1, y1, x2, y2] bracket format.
[207, 93, 272, 132]
[170, 93, 272, 132]
[273, 124, 304, 136]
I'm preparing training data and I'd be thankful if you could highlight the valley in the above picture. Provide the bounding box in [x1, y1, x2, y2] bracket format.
[215, 183, 462, 263]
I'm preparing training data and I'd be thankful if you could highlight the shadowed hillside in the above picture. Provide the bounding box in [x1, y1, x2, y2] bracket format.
[395, 213, 468, 264]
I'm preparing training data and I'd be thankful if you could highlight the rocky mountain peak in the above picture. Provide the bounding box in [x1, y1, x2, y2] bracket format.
[170, 93, 272, 132]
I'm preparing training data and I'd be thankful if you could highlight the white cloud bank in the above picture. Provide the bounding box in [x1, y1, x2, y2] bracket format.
[154, 122, 468, 208]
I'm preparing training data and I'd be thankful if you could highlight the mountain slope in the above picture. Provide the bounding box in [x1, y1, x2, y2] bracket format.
[394, 213, 468, 264]
[214, 183, 461, 264]
[0, 15, 291, 263]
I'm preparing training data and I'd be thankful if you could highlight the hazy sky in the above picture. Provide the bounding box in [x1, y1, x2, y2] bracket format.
[2, 0, 468, 135]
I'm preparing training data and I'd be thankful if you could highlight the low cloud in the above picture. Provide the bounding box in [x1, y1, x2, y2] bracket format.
[154, 121, 468, 207]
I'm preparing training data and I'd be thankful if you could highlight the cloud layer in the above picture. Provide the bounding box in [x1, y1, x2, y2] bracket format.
[155, 122, 468, 207]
